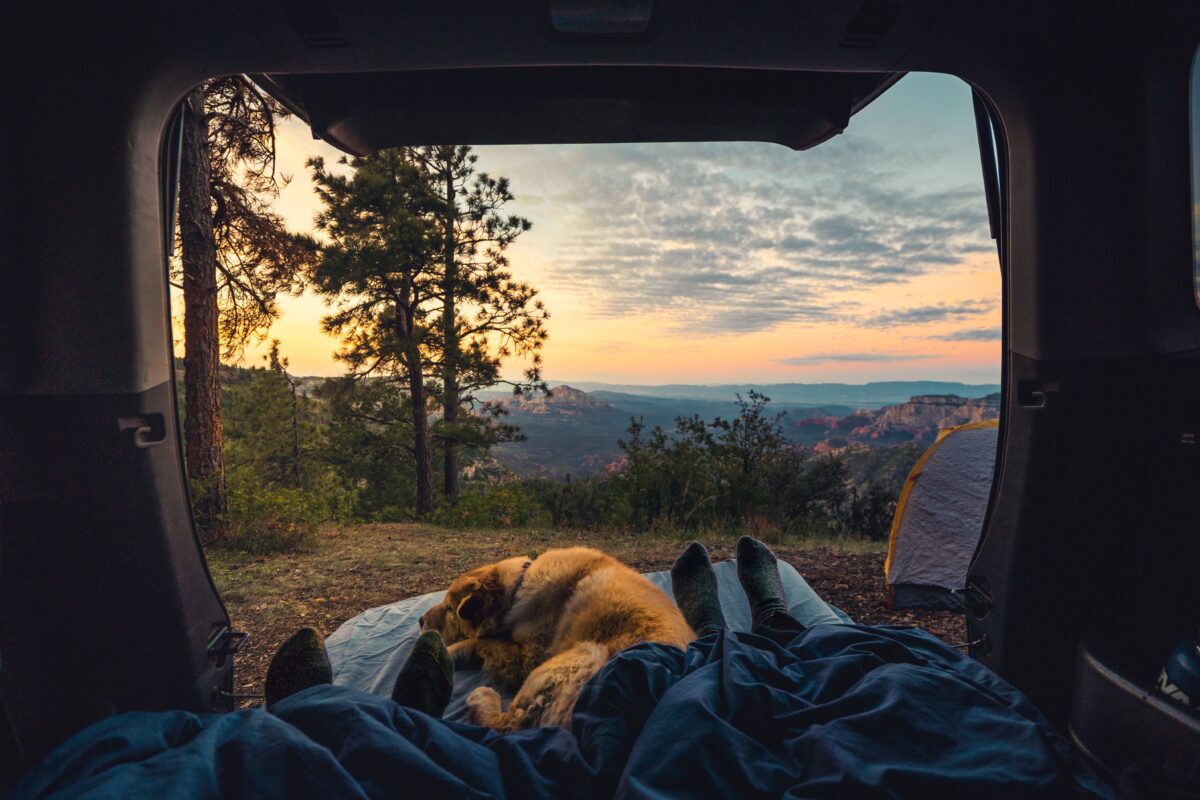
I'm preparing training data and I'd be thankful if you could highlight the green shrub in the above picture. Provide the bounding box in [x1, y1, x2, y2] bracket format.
[367, 504, 412, 523]
[433, 482, 551, 529]
[209, 468, 332, 553]
[521, 477, 633, 531]
[301, 466, 360, 526]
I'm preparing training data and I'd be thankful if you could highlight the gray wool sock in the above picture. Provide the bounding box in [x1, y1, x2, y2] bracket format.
[735, 536, 787, 628]
[671, 541, 728, 636]
[264, 627, 332, 708]
[391, 630, 454, 717]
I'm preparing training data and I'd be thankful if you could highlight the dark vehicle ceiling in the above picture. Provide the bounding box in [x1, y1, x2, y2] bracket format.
[257, 67, 903, 153]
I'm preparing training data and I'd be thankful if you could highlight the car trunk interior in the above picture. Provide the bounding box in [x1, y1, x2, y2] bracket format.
[1, 0, 1199, 789]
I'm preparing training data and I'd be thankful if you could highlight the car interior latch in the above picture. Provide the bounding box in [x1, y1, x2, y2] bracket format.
[206, 626, 250, 668]
[954, 577, 994, 617]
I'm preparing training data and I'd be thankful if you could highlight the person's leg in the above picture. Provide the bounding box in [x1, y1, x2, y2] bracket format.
[736, 536, 807, 638]
[266, 626, 454, 719]
[670, 542, 728, 636]
[390, 630, 454, 717]
[264, 627, 333, 708]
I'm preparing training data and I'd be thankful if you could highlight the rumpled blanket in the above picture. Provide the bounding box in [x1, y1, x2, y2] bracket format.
[10, 625, 1113, 799]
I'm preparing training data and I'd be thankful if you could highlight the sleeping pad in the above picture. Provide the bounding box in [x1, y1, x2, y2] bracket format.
[10, 624, 1113, 799]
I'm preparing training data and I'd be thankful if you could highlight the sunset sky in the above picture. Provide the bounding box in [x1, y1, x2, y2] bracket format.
[191, 72, 1001, 385]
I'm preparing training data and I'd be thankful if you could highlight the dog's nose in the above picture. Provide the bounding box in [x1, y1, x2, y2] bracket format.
[418, 613, 425, 628]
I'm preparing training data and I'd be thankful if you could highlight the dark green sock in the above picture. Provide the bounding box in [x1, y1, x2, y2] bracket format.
[736, 536, 787, 628]
[391, 630, 454, 717]
[264, 627, 332, 708]
[671, 541, 728, 636]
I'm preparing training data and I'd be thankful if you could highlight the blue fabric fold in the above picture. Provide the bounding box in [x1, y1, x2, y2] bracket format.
[11, 626, 1114, 800]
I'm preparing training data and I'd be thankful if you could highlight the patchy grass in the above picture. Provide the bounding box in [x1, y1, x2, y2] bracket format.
[206, 524, 962, 699]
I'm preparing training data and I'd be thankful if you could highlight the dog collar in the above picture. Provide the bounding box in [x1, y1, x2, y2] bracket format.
[509, 559, 533, 606]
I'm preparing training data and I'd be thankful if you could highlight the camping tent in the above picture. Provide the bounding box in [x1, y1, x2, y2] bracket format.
[885, 419, 999, 611]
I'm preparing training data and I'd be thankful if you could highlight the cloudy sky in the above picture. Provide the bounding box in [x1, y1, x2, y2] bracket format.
[242, 71, 1000, 384]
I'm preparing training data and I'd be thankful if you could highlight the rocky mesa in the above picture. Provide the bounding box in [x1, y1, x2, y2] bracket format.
[503, 385, 615, 416]
[870, 393, 999, 432]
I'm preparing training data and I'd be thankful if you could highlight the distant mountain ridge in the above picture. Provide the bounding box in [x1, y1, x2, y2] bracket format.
[503, 385, 615, 415]
[871, 393, 1000, 431]
[493, 384, 1000, 479]
[549, 380, 1001, 408]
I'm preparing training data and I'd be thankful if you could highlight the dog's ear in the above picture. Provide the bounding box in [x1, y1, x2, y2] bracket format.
[455, 572, 504, 624]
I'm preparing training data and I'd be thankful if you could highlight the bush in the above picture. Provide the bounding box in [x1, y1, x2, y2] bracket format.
[209, 467, 353, 553]
[366, 504, 412, 523]
[521, 477, 633, 531]
[784, 513, 844, 541]
[432, 482, 551, 529]
[301, 466, 359, 526]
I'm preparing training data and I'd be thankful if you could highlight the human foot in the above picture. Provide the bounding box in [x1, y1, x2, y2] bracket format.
[735, 536, 787, 629]
[671, 541, 728, 636]
[264, 627, 332, 707]
[391, 630, 454, 717]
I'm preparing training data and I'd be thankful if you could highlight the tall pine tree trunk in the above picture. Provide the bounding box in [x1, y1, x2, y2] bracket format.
[406, 344, 435, 515]
[440, 166, 460, 499]
[178, 86, 227, 538]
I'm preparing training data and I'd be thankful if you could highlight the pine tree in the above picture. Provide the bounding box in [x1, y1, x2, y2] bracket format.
[306, 150, 441, 515]
[223, 343, 306, 489]
[175, 77, 313, 537]
[316, 377, 418, 518]
[406, 146, 549, 499]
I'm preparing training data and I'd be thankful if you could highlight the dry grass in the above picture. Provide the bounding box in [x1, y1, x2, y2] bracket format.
[206, 524, 962, 699]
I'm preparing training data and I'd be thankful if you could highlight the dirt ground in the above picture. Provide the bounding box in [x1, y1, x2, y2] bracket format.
[206, 525, 966, 700]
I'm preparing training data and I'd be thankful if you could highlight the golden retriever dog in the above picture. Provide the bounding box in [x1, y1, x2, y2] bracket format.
[419, 546, 694, 731]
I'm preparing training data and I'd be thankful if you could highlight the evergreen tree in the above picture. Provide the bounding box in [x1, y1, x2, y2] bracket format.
[175, 77, 313, 537]
[316, 377, 418, 518]
[306, 150, 441, 515]
[612, 392, 856, 535]
[406, 146, 549, 499]
[710, 391, 788, 521]
[223, 341, 307, 489]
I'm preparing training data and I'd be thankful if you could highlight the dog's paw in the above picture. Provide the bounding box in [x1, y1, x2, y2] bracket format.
[465, 686, 503, 725]
[448, 640, 482, 669]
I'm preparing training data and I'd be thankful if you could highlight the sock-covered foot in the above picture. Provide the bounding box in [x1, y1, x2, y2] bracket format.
[391, 630, 454, 717]
[736, 536, 788, 629]
[671, 541, 728, 636]
[264, 627, 332, 708]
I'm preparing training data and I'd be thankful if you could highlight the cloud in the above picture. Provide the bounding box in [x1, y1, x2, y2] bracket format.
[778, 235, 816, 251]
[528, 135, 993, 335]
[932, 327, 1002, 341]
[469, 76, 998, 338]
[778, 352, 938, 366]
[858, 300, 995, 329]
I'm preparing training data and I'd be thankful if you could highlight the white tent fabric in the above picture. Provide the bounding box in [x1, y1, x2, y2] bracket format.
[885, 420, 998, 610]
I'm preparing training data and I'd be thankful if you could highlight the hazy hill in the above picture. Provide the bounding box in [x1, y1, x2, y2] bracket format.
[492, 384, 1000, 480]
[190, 362, 999, 486]
[494, 385, 865, 479]
[505, 385, 615, 415]
[493, 386, 632, 478]
[555, 380, 1001, 408]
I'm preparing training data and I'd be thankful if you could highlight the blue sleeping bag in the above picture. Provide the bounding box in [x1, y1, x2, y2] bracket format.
[11, 625, 1113, 799]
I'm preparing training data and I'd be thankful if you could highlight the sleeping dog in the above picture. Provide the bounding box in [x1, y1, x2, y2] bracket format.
[419, 547, 695, 731]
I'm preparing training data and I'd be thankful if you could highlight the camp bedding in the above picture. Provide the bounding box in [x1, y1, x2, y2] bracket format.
[323, 557, 852, 720]
[10, 625, 1113, 799]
